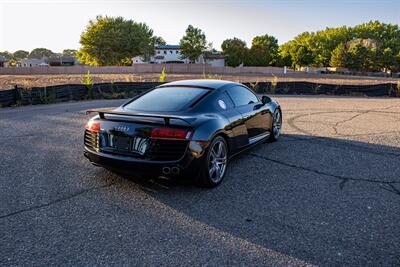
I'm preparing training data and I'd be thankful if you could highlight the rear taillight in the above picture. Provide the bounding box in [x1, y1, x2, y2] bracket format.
[150, 127, 192, 140]
[85, 120, 100, 132]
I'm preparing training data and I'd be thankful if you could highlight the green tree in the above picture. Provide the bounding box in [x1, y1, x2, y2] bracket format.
[380, 47, 397, 71]
[249, 34, 279, 66]
[278, 21, 400, 71]
[311, 26, 351, 66]
[221, 38, 247, 67]
[29, 48, 54, 59]
[352, 21, 400, 53]
[142, 36, 166, 62]
[276, 42, 293, 67]
[78, 16, 155, 66]
[330, 43, 348, 68]
[0, 51, 13, 60]
[62, 49, 78, 57]
[344, 39, 382, 71]
[347, 44, 369, 71]
[179, 25, 207, 63]
[13, 50, 29, 60]
[151, 36, 166, 46]
[279, 32, 315, 69]
[396, 52, 400, 72]
[296, 46, 314, 68]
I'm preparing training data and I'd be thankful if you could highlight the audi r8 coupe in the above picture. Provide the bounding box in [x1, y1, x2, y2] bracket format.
[84, 80, 282, 187]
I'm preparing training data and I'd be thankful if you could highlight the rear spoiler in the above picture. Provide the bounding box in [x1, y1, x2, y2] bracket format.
[86, 109, 192, 126]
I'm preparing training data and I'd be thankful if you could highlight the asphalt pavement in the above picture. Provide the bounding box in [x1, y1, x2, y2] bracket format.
[1, 96, 400, 266]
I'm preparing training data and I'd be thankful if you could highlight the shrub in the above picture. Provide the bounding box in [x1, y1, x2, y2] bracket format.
[82, 70, 94, 99]
[159, 67, 166, 82]
[270, 74, 278, 93]
[397, 80, 400, 97]
[249, 80, 259, 93]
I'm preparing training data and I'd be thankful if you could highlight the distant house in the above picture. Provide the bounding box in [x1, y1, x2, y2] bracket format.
[17, 56, 78, 67]
[47, 56, 77, 66]
[152, 45, 189, 64]
[132, 44, 225, 66]
[0, 56, 9, 67]
[19, 58, 47, 67]
[131, 56, 145, 64]
[132, 45, 188, 64]
[197, 51, 225, 67]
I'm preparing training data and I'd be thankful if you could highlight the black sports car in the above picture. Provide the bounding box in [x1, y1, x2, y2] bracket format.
[84, 80, 282, 187]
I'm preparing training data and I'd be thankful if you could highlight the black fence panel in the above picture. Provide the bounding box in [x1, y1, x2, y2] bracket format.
[0, 81, 398, 107]
[0, 89, 17, 107]
[242, 82, 398, 97]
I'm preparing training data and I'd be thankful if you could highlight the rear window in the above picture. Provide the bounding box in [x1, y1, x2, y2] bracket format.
[124, 87, 209, 112]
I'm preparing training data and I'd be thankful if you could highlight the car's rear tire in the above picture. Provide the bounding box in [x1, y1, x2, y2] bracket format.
[268, 108, 282, 142]
[197, 136, 228, 188]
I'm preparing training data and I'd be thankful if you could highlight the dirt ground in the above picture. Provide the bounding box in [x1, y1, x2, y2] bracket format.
[0, 72, 398, 90]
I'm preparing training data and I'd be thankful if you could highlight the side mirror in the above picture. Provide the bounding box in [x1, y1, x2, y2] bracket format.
[261, 96, 272, 105]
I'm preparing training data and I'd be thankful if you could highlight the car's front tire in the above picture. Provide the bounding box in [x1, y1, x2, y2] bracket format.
[268, 108, 282, 142]
[197, 136, 228, 187]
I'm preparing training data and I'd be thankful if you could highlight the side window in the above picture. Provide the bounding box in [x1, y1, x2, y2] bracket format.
[226, 86, 259, 107]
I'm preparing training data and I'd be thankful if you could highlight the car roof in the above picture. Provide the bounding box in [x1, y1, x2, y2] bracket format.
[157, 79, 240, 90]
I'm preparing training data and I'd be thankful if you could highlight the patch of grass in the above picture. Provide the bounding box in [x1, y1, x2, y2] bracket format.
[282, 86, 290, 94]
[98, 82, 137, 99]
[82, 70, 94, 99]
[313, 84, 322, 94]
[269, 74, 279, 94]
[206, 74, 221, 80]
[249, 80, 259, 93]
[388, 81, 400, 97]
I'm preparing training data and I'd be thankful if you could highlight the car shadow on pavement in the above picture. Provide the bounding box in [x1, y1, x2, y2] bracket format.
[119, 133, 400, 266]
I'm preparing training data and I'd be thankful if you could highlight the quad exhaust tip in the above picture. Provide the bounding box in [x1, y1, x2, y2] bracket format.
[162, 167, 171, 175]
[162, 166, 180, 176]
[171, 166, 180, 175]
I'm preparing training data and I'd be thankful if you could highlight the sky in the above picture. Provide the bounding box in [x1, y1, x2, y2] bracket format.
[0, 0, 399, 53]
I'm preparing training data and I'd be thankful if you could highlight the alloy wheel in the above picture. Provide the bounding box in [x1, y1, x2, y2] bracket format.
[273, 110, 282, 139]
[208, 140, 227, 183]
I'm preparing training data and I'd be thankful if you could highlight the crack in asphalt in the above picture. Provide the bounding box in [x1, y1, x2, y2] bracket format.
[287, 106, 400, 136]
[332, 112, 368, 135]
[286, 109, 400, 158]
[332, 105, 400, 135]
[248, 152, 400, 197]
[380, 184, 400, 196]
[0, 181, 117, 220]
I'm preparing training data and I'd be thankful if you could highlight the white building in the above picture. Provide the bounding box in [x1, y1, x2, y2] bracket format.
[132, 45, 189, 64]
[153, 45, 189, 64]
[131, 56, 146, 64]
[132, 45, 225, 67]
[197, 51, 225, 67]
[19, 58, 47, 67]
[0, 56, 9, 67]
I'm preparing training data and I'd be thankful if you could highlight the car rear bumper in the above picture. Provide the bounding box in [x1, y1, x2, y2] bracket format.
[83, 143, 205, 177]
